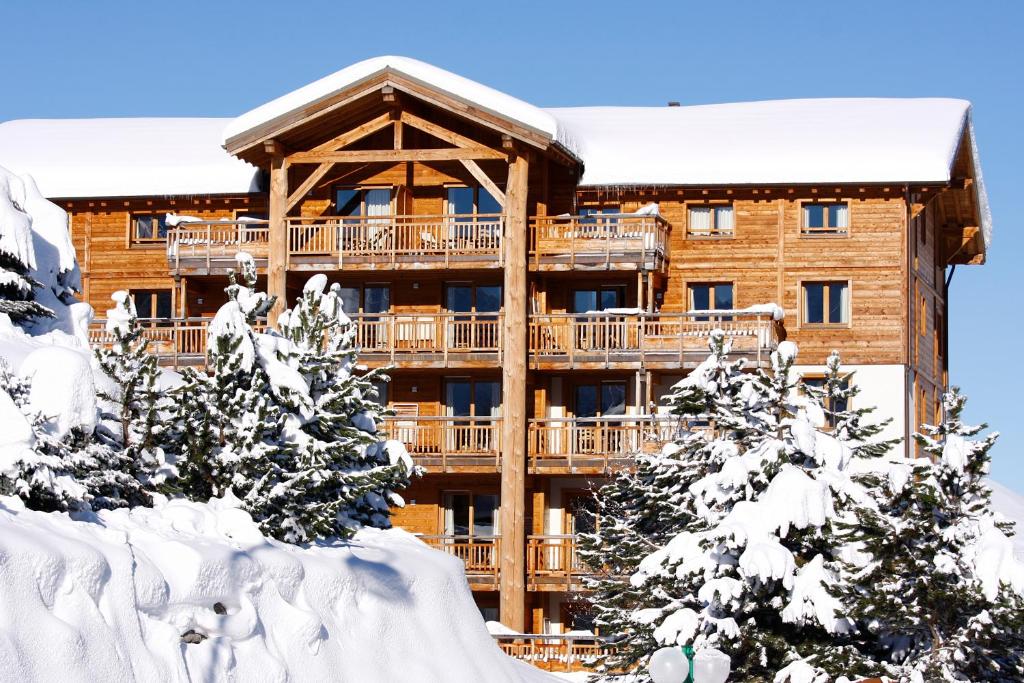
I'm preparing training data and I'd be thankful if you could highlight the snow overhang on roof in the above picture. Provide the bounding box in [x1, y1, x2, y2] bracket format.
[222, 55, 567, 156]
[0, 118, 261, 199]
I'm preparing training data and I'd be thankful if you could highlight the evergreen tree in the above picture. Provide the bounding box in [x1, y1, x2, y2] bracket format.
[94, 291, 175, 491]
[0, 172, 52, 323]
[837, 388, 1024, 682]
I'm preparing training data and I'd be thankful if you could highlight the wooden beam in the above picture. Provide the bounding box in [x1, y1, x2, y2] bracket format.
[381, 85, 395, 103]
[311, 113, 393, 153]
[267, 150, 288, 326]
[393, 119, 403, 150]
[459, 159, 505, 208]
[399, 110, 504, 154]
[499, 151, 529, 633]
[287, 147, 505, 164]
[286, 162, 334, 212]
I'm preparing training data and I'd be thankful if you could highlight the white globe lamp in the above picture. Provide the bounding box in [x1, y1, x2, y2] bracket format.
[693, 648, 731, 683]
[648, 646, 689, 683]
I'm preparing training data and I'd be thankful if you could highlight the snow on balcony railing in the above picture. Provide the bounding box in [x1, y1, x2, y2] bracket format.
[530, 212, 669, 271]
[166, 220, 270, 273]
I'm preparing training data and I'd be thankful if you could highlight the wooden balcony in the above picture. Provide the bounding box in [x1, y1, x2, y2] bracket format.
[530, 213, 669, 273]
[89, 318, 214, 369]
[493, 634, 613, 672]
[528, 415, 686, 474]
[418, 535, 500, 590]
[352, 312, 503, 369]
[528, 310, 780, 370]
[286, 214, 504, 271]
[527, 535, 593, 591]
[380, 416, 501, 473]
[167, 220, 270, 275]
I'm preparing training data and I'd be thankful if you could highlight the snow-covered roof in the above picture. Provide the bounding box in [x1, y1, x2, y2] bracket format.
[223, 55, 561, 147]
[0, 118, 260, 198]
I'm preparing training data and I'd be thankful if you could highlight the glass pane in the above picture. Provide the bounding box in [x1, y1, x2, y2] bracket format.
[364, 189, 391, 219]
[447, 187, 474, 216]
[446, 493, 470, 536]
[473, 495, 498, 536]
[363, 286, 390, 314]
[715, 206, 735, 231]
[600, 288, 624, 310]
[569, 496, 597, 535]
[804, 284, 824, 324]
[478, 188, 501, 215]
[135, 292, 153, 319]
[804, 203, 824, 229]
[829, 203, 849, 229]
[156, 214, 169, 238]
[446, 380, 472, 416]
[335, 189, 361, 216]
[575, 385, 598, 418]
[573, 290, 597, 313]
[688, 206, 711, 232]
[445, 285, 473, 313]
[339, 287, 360, 315]
[713, 284, 733, 310]
[475, 286, 501, 314]
[371, 380, 388, 406]
[690, 285, 711, 310]
[601, 383, 626, 415]
[829, 283, 848, 323]
[474, 381, 501, 417]
[155, 291, 172, 319]
[136, 216, 153, 239]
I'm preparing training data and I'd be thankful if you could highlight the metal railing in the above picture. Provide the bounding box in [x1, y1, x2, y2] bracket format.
[530, 213, 669, 271]
[528, 309, 779, 367]
[380, 416, 502, 470]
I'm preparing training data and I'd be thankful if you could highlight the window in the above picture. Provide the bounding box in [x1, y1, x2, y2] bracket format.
[802, 281, 849, 325]
[802, 376, 850, 429]
[445, 186, 502, 216]
[688, 204, 735, 237]
[132, 213, 169, 242]
[442, 492, 499, 537]
[132, 290, 172, 319]
[801, 202, 849, 235]
[572, 286, 625, 313]
[334, 187, 392, 218]
[688, 282, 734, 321]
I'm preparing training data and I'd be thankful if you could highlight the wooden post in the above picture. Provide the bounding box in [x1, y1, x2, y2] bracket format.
[268, 142, 288, 325]
[500, 150, 529, 631]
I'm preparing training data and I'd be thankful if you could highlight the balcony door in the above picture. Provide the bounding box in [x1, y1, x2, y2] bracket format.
[335, 187, 392, 250]
[339, 285, 390, 350]
[445, 379, 501, 453]
[445, 283, 501, 349]
[574, 382, 627, 454]
[571, 286, 625, 314]
[446, 185, 502, 247]
[442, 491, 499, 572]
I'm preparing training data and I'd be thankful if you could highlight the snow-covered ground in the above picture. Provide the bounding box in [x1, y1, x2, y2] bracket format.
[990, 478, 1024, 558]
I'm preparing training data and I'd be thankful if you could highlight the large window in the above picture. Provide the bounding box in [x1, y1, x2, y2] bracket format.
[574, 382, 627, 419]
[802, 202, 849, 235]
[688, 204, 735, 237]
[334, 187, 392, 218]
[802, 281, 849, 325]
[132, 289, 172, 319]
[688, 282, 734, 321]
[442, 492, 499, 537]
[132, 213, 169, 242]
[572, 286, 626, 313]
[445, 186, 502, 216]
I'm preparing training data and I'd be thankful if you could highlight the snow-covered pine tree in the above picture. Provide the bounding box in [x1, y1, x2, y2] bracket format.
[273, 274, 417, 541]
[578, 330, 750, 673]
[616, 337, 865, 682]
[0, 169, 52, 323]
[837, 387, 1024, 682]
[0, 360, 147, 511]
[94, 291, 175, 491]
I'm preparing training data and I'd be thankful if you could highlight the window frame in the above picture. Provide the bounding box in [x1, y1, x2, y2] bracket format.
[800, 374, 852, 431]
[439, 489, 500, 538]
[331, 185, 395, 217]
[687, 281, 735, 321]
[686, 201, 736, 239]
[799, 279, 852, 328]
[443, 184, 504, 217]
[129, 210, 172, 245]
[130, 288, 174, 321]
[799, 200, 851, 237]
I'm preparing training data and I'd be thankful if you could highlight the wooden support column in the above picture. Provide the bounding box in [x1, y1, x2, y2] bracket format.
[500, 150, 529, 631]
[267, 141, 288, 325]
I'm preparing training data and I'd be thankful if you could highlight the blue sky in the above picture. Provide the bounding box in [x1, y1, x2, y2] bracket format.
[3, 1, 1021, 489]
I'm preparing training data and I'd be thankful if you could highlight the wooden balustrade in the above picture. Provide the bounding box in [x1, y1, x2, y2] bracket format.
[528, 415, 686, 473]
[351, 312, 503, 367]
[418, 535, 501, 586]
[528, 310, 779, 369]
[89, 318, 214, 369]
[286, 214, 503, 269]
[530, 213, 669, 272]
[526, 535, 590, 591]
[493, 634, 612, 672]
[380, 416, 502, 472]
[166, 220, 270, 274]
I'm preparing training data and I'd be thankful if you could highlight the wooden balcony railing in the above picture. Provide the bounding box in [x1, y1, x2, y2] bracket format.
[493, 634, 613, 672]
[418, 535, 500, 587]
[529, 310, 779, 369]
[286, 214, 503, 269]
[380, 416, 501, 472]
[167, 220, 270, 274]
[527, 534, 593, 591]
[352, 312, 503, 367]
[89, 318, 212, 368]
[528, 415, 687, 473]
[530, 213, 669, 272]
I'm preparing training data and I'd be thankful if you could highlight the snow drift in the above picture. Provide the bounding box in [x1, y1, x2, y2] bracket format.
[0, 495, 553, 682]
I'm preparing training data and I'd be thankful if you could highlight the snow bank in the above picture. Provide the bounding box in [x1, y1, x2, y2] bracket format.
[990, 479, 1024, 559]
[0, 496, 556, 683]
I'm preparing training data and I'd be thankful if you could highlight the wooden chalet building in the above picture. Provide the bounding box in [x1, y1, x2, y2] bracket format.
[0, 56, 990, 668]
